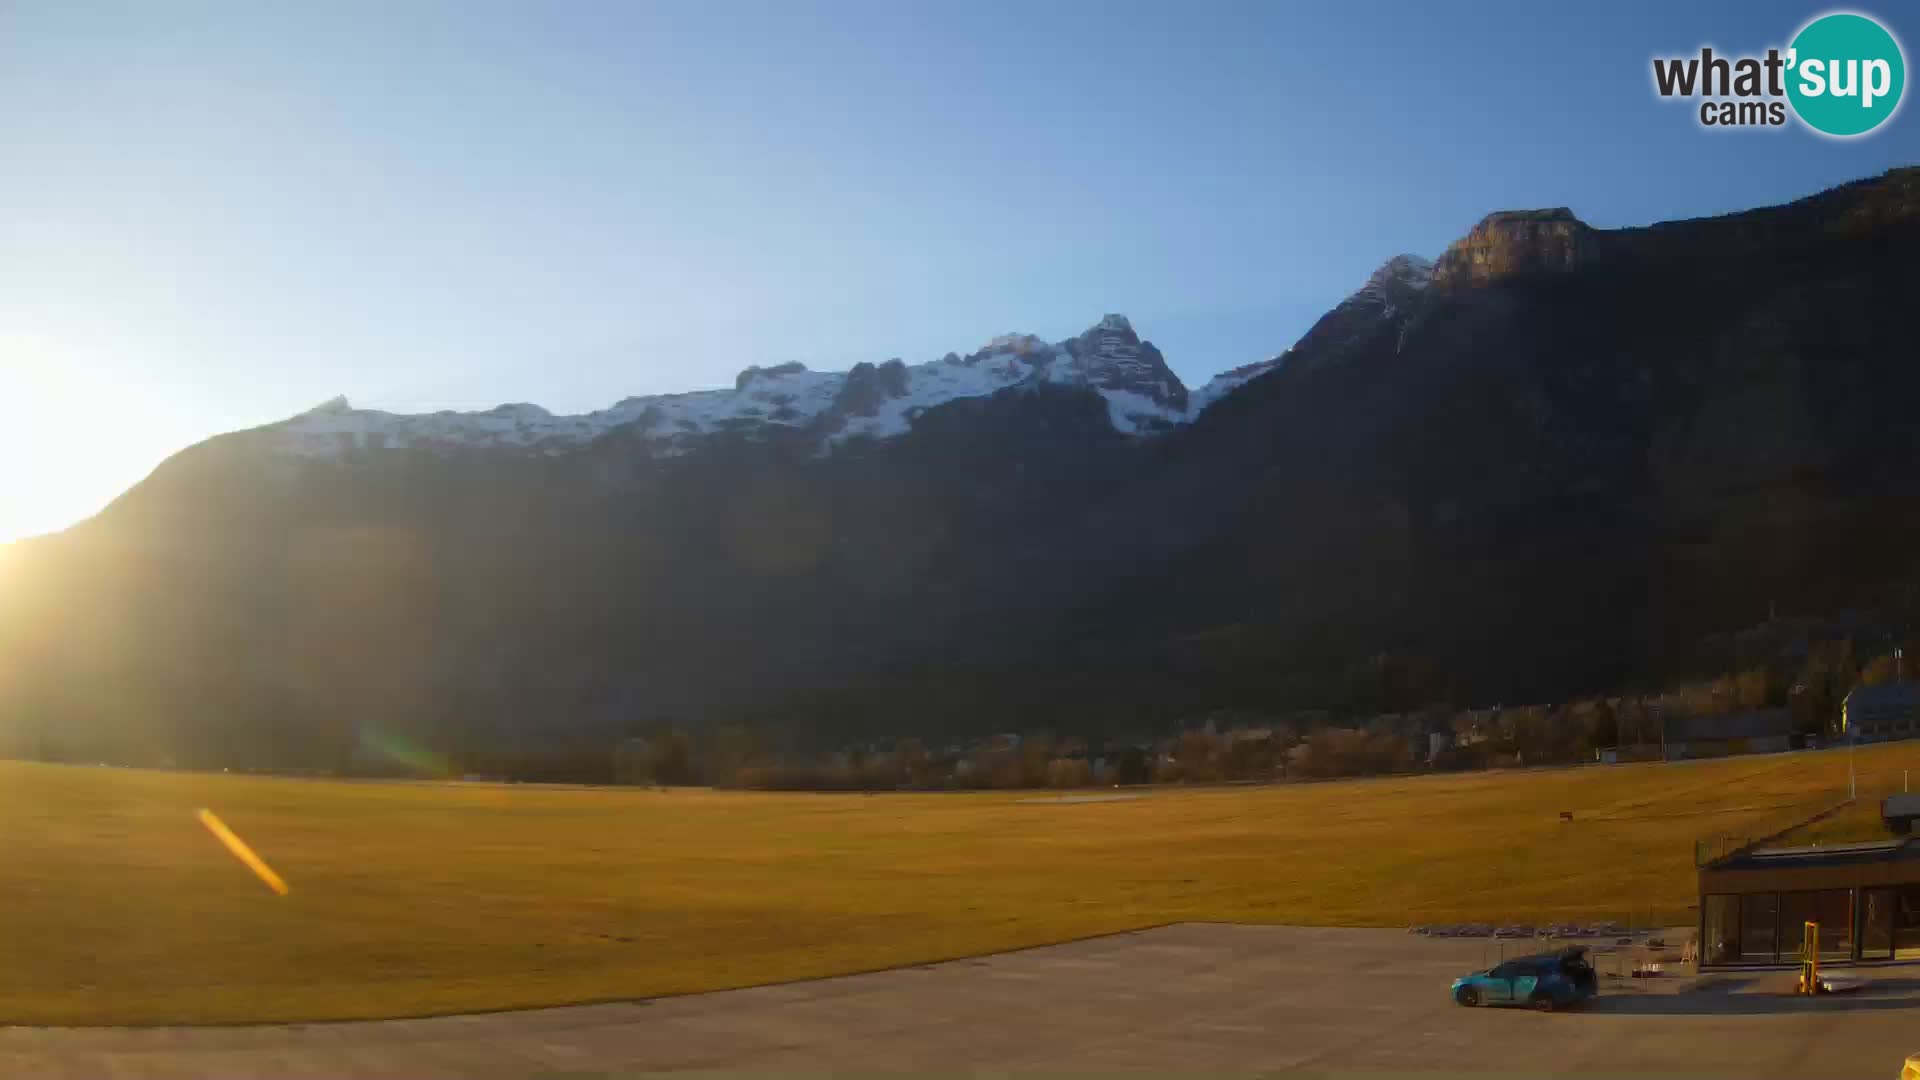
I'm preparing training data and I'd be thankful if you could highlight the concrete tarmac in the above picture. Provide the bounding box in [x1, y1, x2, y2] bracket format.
[5, 924, 1918, 1078]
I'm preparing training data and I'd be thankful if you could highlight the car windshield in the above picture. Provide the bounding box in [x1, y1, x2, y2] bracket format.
[4, 3, 1919, 1078]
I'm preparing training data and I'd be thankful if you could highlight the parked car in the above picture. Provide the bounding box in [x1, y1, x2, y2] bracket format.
[1450, 947, 1598, 1011]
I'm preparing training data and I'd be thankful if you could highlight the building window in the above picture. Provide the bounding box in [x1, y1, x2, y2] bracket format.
[1780, 892, 1816, 957]
[1740, 894, 1779, 962]
[1703, 894, 1740, 965]
[1864, 888, 1895, 960]
[1781, 890, 1854, 960]
[1817, 889, 1854, 959]
[1897, 886, 1920, 961]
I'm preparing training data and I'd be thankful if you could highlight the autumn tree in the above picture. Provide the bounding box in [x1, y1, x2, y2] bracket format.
[896, 738, 932, 787]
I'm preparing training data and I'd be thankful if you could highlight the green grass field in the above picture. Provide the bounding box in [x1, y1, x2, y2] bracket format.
[5, 746, 1919, 1025]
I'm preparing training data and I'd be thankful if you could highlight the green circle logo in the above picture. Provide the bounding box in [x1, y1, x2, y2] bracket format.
[1787, 13, 1906, 137]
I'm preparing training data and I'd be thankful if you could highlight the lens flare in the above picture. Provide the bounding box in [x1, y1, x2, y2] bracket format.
[358, 723, 452, 776]
[197, 809, 290, 896]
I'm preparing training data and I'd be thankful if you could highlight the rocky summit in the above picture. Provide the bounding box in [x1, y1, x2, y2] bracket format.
[1430, 208, 1599, 289]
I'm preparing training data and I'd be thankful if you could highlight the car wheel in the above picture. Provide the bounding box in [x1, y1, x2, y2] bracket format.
[1456, 987, 1479, 1007]
[1530, 992, 1556, 1013]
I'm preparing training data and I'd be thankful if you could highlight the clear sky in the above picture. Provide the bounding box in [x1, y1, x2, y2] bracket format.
[0, 1, 1913, 542]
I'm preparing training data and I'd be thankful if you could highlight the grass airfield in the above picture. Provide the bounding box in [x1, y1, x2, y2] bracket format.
[4, 746, 1916, 1025]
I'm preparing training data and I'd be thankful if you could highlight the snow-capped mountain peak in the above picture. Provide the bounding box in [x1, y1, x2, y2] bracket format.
[267, 313, 1283, 460]
[1063, 312, 1188, 423]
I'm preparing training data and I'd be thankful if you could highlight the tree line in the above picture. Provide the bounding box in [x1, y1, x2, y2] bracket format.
[6, 626, 1911, 788]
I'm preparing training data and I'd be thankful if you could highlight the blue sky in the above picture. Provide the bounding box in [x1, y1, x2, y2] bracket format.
[0, 1, 1914, 541]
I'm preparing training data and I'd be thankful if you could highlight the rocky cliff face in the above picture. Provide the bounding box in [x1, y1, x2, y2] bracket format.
[1428, 169, 1920, 292]
[826, 358, 912, 422]
[1060, 314, 1188, 422]
[1284, 254, 1434, 373]
[1430, 208, 1600, 289]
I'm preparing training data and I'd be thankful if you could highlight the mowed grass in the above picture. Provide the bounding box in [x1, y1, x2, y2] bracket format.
[5, 746, 1920, 1025]
[1781, 776, 1920, 845]
[1785, 798, 1895, 845]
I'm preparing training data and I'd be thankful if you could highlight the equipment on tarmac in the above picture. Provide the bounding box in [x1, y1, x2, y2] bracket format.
[1794, 920, 1865, 994]
[1797, 921, 1821, 995]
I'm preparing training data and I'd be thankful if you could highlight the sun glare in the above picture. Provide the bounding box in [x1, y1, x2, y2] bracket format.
[0, 330, 176, 543]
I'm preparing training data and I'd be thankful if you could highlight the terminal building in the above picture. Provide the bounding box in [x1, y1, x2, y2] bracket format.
[1698, 837, 1920, 966]
[1841, 682, 1920, 743]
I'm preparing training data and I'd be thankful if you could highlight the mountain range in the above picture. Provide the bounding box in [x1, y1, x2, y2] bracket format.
[3, 166, 1918, 775]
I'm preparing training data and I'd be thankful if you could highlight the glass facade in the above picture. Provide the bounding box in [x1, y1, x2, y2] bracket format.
[1863, 888, 1894, 960]
[1703, 893, 1740, 965]
[1776, 890, 1816, 959]
[1739, 894, 1778, 962]
[1815, 889, 1853, 959]
[1897, 886, 1920, 960]
[1701, 888, 1863, 963]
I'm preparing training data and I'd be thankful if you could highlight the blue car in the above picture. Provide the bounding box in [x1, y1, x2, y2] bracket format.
[1451, 947, 1597, 1011]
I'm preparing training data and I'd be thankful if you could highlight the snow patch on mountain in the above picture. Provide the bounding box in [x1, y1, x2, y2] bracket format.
[271, 318, 1177, 460]
[628, 366, 847, 438]
[830, 348, 1030, 443]
[1186, 357, 1286, 414]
